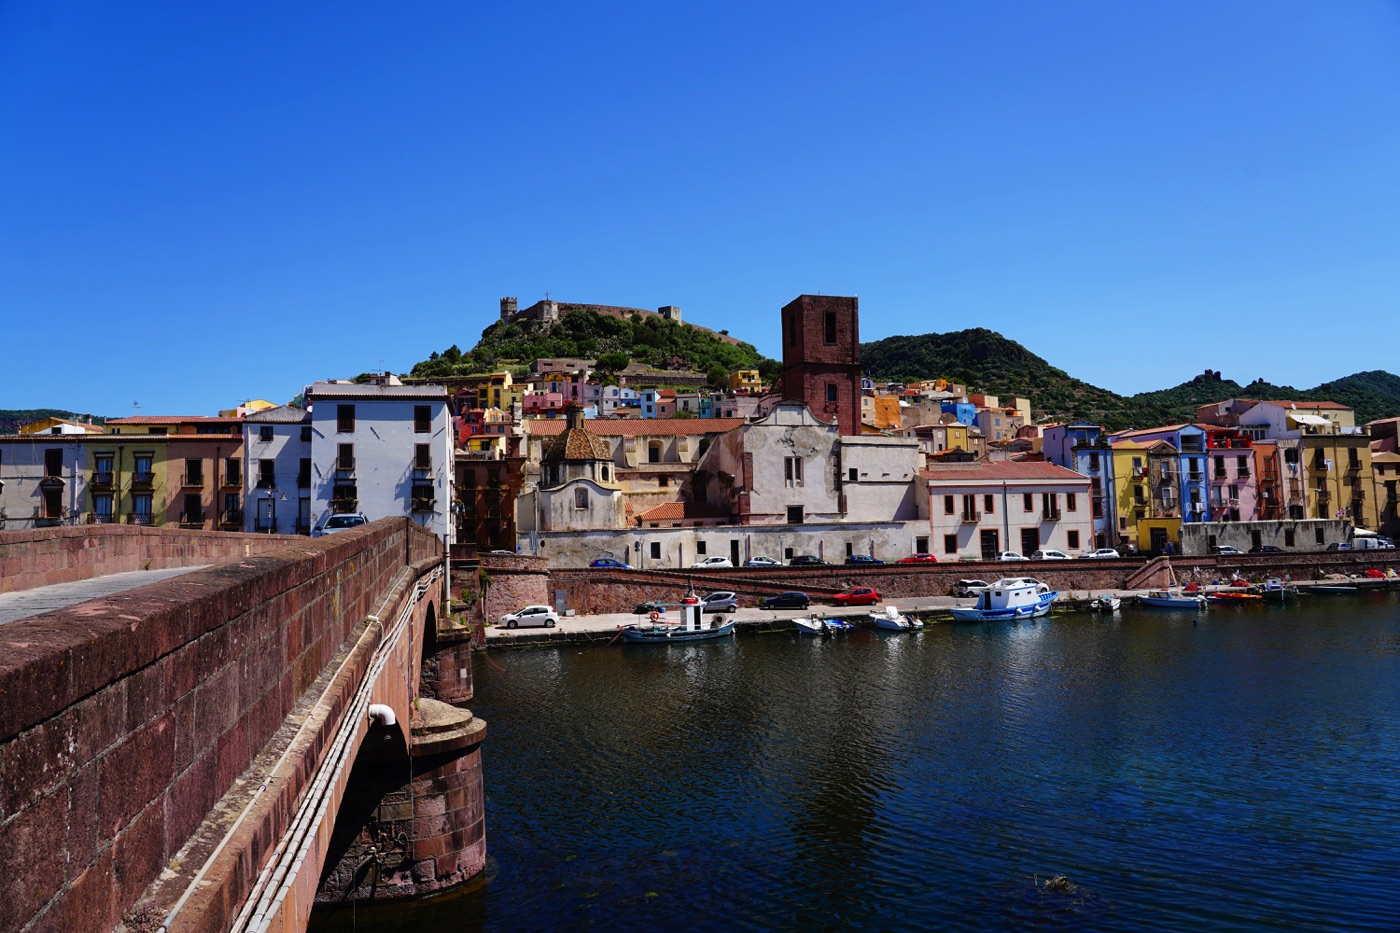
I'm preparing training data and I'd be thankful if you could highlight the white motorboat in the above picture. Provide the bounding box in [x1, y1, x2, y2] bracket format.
[792, 616, 826, 636]
[1135, 589, 1208, 610]
[870, 605, 923, 631]
[949, 578, 1057, 622]
[1091, 595, 1122, 611]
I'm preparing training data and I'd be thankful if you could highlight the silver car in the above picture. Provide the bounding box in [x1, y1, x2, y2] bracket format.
[701, 591, 738, 613]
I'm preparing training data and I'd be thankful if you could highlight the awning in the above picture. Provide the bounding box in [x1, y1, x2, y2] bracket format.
[1289, 414, 1329, 426]
[1353, 527, 1378, 537]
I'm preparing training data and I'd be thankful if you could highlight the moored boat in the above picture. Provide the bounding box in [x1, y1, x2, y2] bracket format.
[1091, 595, 1122, 611]
[1208, 590, 1264, 604]
[870, 606, 923, 631]
[1257, 578, 1300, 602]
[621, 603, 736, 643]
[1136, 589, 1208, 610]
[792, 616, 826, 636]
[822, 617, 855, 633]
[950, 578, 1057, 622]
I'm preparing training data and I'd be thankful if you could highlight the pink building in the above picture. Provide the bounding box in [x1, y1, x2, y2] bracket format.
[1202, 425, 1256, 521]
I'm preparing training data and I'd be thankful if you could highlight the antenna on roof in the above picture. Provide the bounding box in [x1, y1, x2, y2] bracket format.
[133, 401, 140, 415]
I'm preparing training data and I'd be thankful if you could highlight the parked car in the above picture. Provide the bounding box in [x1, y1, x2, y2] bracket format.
[845, 554, 885, 565]
[745, 556, 781, 567]
[1210, 545, 1243, 555]
[1354, 537, 1395, 550]
[1079, 548, 1120, 559]
[761, 591, 811, 610]
[998, 551, 1029, 562]
[1325, 542, 1353, 551]
[1248, 545, 1283, 553]
[896, 553, 938, 564]
[952, 579, 990, 598]
[633, 599, 667, 615]
[789, 555, 829, 567]
[701, 591, 738, 613]
[1031, 549, 1071, 560]
[311, 512, 368, 537]
[590, 556, 630, 569]
[832, 586, 881, 607]
[692, 556, 734, 569]
[498, 605, 558, 629]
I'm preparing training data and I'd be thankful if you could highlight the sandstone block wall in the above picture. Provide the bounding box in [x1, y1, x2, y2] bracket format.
[0, 518, 442, 933]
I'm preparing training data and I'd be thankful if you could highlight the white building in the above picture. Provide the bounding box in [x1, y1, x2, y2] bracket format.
[0, 436, 87, 529]
[242, 405, 312, 534]
[306, 383, 454, 542]
[923, 460, 1094, 560]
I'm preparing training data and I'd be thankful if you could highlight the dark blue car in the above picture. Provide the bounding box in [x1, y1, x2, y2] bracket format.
[590, 557, 631, 569]
[761, 591, 811, 610]
[845, 554, 885, 566]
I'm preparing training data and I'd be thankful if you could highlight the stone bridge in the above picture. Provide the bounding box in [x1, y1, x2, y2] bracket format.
[0, 521, 485, 933]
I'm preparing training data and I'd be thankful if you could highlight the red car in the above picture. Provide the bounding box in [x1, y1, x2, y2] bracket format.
[832, 586, 881, 607]
[896, 553, 938, 564]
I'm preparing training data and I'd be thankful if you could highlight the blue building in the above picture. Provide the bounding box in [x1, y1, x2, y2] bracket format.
[1113, 424, 1210, 522]
[940, 401, 977, 427]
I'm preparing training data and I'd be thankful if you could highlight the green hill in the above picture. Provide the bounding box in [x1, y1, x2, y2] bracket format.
[410, 308, 779, 383]
[0, 409, 107, 435]
[860, 329, 1400, 430]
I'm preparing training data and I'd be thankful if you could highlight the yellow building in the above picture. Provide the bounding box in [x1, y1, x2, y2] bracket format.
[861, 395, 902, 431]
[1109, 440, 1149, 549]
[1299, 433, 1376, 527]
[729, 370, 762, 394]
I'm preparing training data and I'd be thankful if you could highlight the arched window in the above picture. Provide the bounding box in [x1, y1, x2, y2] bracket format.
[575, 487, 589, 510]
[648, 442, 662, 464]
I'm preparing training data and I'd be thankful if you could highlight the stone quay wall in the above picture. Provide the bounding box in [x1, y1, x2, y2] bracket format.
[0, 518, 442, 933]
[0, 524, 299, 594]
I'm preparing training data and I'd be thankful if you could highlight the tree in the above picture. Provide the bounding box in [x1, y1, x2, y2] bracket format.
[707, 365, 729, 389]
[595, 352, 631, 374]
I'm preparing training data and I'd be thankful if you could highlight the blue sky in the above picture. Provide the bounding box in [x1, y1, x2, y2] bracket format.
[3, 1, 1398, 417]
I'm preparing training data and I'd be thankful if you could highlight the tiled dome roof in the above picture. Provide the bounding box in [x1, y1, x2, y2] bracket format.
[542, 403, 611, 462]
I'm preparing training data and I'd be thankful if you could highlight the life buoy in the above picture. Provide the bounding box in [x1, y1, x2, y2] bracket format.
[649, 611, 660, 622]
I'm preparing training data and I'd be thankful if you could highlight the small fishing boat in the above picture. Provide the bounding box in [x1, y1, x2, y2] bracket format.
[822, 617, 855, 634]
[1207, 590, 1264, 604]
[792, 616, 827, 636]
[1136, 589, 1208, 609]
[950, 578, 1057, 622]
[1309, 584, 1358, 594]
[870, 605, 923, 631]
[621, 603, 736, 643]
[1091, 595, 1122, 612]
[1257, 578, 1300, 602]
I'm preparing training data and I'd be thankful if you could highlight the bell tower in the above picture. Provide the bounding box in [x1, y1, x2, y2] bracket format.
[779, 294, 862, 436]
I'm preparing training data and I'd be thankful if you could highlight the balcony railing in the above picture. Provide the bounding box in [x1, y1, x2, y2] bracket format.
[222, 474, 241, 488]
[221, 509, 244, 525]
[1186, 473, 1204, 484]
[1041, 509, 1062, 522]
[35, 516, 62, 528]
[254, 519, 276, 533]
[1346, 460, 1361, 473]
[129, 512, 154, 525]
[179, 511, 205, 527]
[1315, 488, 1331, 501]
[182, 474, 204, 488]
[958, 511, 980, 524]
[331, 498, 359, 514]
[132, 471, 154, 486]
[90, 513, 117, 524]
[92, 471, 115, 487]
[411, 497, 437, 513]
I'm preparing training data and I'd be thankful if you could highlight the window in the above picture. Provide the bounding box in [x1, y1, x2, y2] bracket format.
[944, 495, 955, 515]
[697, 541, 707, 555]
[962, 494, 977, 519]
[1315, 528, 1324, 545]
[298, 458, 311, 486]
[1284, 529, 1296, 547]
[258, 459, 275, 487]
[1066, 493, 1077, 512]
[575, 488, 588, 510]
[944, 534, 958, 554]
[1251, 531, 1262, 549]
[259, 426, 274, 442]
[95, 455, 113, 483]
[185, 458, 203, 485]
[787, 505, 804, 524]
[301, 427, 312, 443]
[916, 536, 929, 553]
[226, 457, 241, 485]
[1067, 530, 1080, 550]
[784, 457, 803, 488]
[984, 494, 995, 513]
[651, 541, 661, 559]
[415, 405, 431, 433]
[649, 443, 661, 464]
[93, 494, 113, 521]
[658, 475, 669, 488]
[45, 448, 63, 477]
[849, 468, 858, 483]
[1088, 452, 1100, 471]
[415, 444, 431, 470]
[824, 310, 837, 344]
[826, 384, 837, 402]
[1284, 448, 1300, 464]
[337, 405, 355, 433]
[1023, 492, 1034, 511]
[338, 444, 355, 469]
[132, 493, 152, 522]
[134, 454, 154, 483]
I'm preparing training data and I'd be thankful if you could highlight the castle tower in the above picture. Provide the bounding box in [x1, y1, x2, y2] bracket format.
[500, 297, 518, 320]
[779, 294, 862, 436]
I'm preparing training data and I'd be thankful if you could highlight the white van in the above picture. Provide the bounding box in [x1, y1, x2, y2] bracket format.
[1354, 537, 1395, 551]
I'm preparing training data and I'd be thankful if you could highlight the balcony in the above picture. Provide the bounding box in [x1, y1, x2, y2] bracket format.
[221, 509, 244, 526]
[92, 471, 116, 487]
[132, 471, 155, 486]
[90, 513, 117, 524]
[958, 511, 981, 524]
[331, 497, 359, 514]
[333, 465, 356, 482]
[129, 512, 154, 525]
[179, 511, 205, 527]
[411, 497, 438, 513]
[1041, 509, 1062, 522]
[1346, 460, 1361, 473]
[35, 515, 62, 528]
[182, 474, 204, 489]
[1315, 488, 1331, 501]
[254, 518, 276, 533]
[221, 474, 241, 489]
[412, 466, 433, 480]
[1186, 473, 1204, 484]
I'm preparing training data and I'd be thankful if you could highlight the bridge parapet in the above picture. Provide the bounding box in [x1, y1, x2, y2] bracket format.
[0, 518, 451, 933]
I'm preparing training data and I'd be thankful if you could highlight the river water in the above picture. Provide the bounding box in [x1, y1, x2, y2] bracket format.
[316, 593, 1400, 932]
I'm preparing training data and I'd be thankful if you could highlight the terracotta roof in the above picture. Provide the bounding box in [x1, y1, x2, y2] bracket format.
[920, 461, 1089, 483]
[1113, 424, 1193, 438]
[107, 415, 239, 424]
[635, 501, 731, 522]
[542, 420, 611, 462]
[528, 418, 743, 437]
[308, 383, 448, 400]
[1110, 440, 1148, 450]
[1264, 400, 1351, 411]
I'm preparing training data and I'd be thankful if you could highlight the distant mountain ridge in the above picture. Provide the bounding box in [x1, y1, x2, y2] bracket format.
[0, 409, 107, 435]
[859, 329, 1400, 430]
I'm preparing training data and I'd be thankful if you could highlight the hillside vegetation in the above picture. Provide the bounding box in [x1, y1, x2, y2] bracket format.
[860, 329, 1400, 430]
[410, 308, 778, 382]
[0, 409, 106, 435]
